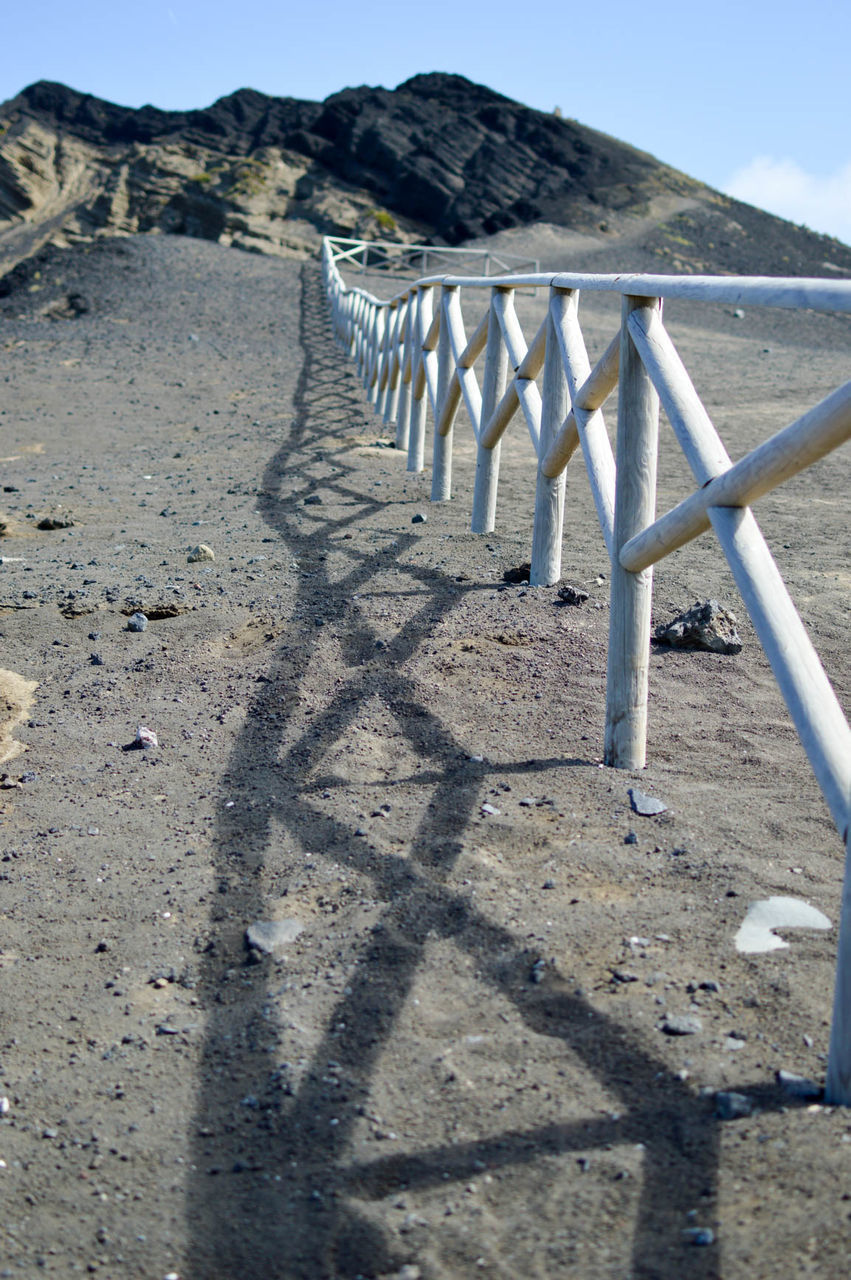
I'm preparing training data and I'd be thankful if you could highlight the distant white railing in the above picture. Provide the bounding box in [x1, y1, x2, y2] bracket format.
[320, 235, 851, 1101]
[326, 235, 539, 281]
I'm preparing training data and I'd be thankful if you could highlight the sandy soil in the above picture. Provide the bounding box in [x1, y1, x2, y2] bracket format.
[0, 229, 849, 1280]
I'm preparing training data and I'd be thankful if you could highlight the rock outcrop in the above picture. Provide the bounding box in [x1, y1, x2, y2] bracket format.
[2, 73, 851, 276]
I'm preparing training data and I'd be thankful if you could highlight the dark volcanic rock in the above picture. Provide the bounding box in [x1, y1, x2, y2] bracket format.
[3, 72, 851, 273]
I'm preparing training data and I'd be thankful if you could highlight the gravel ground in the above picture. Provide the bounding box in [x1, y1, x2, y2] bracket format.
[0, 230, 849, 1279]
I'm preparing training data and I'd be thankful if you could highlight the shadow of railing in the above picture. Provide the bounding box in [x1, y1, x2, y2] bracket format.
[184, 263, 801, 1279]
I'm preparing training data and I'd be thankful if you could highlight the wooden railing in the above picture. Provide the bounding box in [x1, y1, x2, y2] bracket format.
[320, 236, 851, 1102]
[325, 235, 539, 281]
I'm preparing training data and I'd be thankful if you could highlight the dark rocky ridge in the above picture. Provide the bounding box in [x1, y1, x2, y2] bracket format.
[2, 72, 851, 277]
[6, 73, 694, 241]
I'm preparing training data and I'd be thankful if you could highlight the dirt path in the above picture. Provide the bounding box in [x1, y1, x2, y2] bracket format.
[0, 235, 849, 1279]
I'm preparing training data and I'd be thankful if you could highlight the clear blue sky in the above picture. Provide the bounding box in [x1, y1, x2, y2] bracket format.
[4, 0, 851, 242]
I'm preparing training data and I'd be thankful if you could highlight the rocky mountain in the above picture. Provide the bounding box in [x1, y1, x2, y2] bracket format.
[2, 73, 851, 278]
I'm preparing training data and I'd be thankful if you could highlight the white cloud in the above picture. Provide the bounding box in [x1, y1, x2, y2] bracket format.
[722, 156, 851, 247]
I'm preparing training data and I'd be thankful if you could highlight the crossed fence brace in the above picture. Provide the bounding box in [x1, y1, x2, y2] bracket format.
[321, 237, 851, 1102]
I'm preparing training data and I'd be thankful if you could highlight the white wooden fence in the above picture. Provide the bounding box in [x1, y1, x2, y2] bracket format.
[321, 235, 851, 1103]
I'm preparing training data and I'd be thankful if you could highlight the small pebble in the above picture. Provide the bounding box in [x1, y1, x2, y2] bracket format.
[411, 513, 427, 524]
[661, 1014, 702, 1036]
[187, 544, 215, 563]
[134, 726, 158, 750]
[557, 585, 589, 606]
[303, 494, 322, 505]
[628, 787, 667, 816]
[684, 1227, 715, 1246]
[245, 919, 304, 954]
[715, 1091, 753, 1120]
[127, 612, 148, 632]
[776, 1070, 822, 1100]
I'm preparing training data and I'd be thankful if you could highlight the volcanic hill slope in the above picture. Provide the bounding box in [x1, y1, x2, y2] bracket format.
[2, 72, 851, 279]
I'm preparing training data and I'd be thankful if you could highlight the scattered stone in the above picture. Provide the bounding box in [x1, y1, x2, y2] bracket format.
[411, 512, 427, 524]
[90, 652, 105, 665]
[734, 896, 832, 953]
[654, 599, 742, 654]
[187, 544, 215, 563]
[503, 563, 531, 583]
[530, 959, 547, 984]
[661, 1014, 702, 1036]
[557, 585, 589, 605]
[715, 1091, 754, 1120]
[628, 787, 667, 816]
[0, 1096, 10, 1115]
[126, 612, 148, 632]
[777, 1070, 822, 1100]
[36, 514, 75, 531]
[480, 802, 500, 816]
[134, 726, 158, 750]
[683, 1227, 715, 1246]
[624, 831, 638, 845]
[303, 494, 323, 505]
[245, 919, 304, 954]
[732, 308, 745, 319]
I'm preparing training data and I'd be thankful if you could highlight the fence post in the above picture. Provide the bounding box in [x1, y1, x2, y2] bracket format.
[471, 288, 509, 533]
[408, 286, 432, 473]
[432, 284, 455, 501]
[395, 297, 413, 452]
[382, 299, 403, 429]
[376, 301, 396, 419]
[604, 295, 661, 769]
[530, 287, 571, 583]
[827, 823, 851, 1104]
[367, 307, 385, 405]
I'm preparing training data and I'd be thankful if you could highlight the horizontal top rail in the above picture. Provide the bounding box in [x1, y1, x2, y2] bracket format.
[327, 239, 851, 313]
[397, 272, 851, 311]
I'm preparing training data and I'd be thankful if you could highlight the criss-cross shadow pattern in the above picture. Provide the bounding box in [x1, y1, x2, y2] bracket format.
[185, 265, 800, 1280]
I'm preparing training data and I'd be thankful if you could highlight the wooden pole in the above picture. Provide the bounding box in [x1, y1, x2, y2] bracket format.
[472, 291, 509, 533]
[604, 296, 661, 769]
[377, 300, 398, 420]
[827, 826, 851, 1105]
[620, 377, 851, 573]
[551, 292, 617, 559]
[408, 287, 432, 473]
[530, 289, 570, 584]
[709, 506, 851, 858]
[367, 307, 385, 405]
[431, 285, 456, 501]
[395, 298, 413, 452]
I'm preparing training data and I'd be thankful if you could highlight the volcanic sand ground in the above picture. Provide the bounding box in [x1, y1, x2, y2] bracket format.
[0, 228, 849, 1279]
